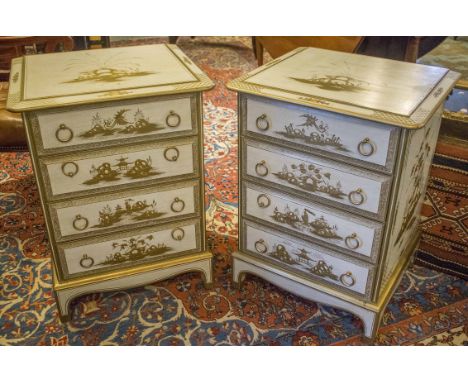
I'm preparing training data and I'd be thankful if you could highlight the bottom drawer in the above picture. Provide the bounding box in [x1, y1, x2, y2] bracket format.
[56, 219, 201, 279]
[241, 220, 375, 299]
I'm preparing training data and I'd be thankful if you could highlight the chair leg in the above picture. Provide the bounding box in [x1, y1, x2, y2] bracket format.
[251, 37, 257, 59]
[255, 38, 264, 66]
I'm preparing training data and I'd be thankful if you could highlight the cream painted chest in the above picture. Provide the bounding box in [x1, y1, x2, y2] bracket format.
[7, 44, 214, 320]
[227, 47, 459, 339]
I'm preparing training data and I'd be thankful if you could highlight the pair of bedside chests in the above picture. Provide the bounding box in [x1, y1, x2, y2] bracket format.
[7, 44, 459, 339]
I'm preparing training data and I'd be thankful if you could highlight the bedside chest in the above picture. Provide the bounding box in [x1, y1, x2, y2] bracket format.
[7, 44, 214, 320]
[227, 47, 459, 339]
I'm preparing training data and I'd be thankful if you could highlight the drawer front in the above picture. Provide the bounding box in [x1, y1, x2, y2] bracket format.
[243, 139, 390, 219]
[58, 219, 201, 279]
[49, 181, 200, 241]
[31, 95, 196, 154]
[243, 95, 398, 172]
[243, 183, 382, 262]
[242, 221, 374, 297]
[40, 137, 199, 200]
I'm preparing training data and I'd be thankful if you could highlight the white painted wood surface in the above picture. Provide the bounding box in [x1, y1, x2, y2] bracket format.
[245, 143, 386, 214]
[244, 224, 371, 295]
[53, 184, 197, 239]
[36, 96, 193, 151]
[43, 141, 196, 197]
[62, 223, 198, 275]
[244, 185, 379, 259]
[246, 97, 396, 168]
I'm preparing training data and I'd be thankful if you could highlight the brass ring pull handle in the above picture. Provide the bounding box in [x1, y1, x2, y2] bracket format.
[164, 147, 180, 162]
[255, 114, 270, 131]
[55, 123, 74, 143]
[254, 239, 268, 254]
[61, 161, 79, 178]
[72, 215, 89, 231]
[79, 254, 94, 269]
[339, 272, 356, 287]
[345, 233, 361, 250]
[166, 110, 181, 128]
[357, 138, 376, 157]
[256, 194, 271, 208]
[348, 188, 365, 206]
[170, 197, 186, 213]
[171, 227, 185, 241]
[255, 160, 269, 177]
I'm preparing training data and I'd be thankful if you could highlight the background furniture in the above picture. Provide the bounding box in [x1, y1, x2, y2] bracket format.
[419, 37, 468, 141]
[228, 47, 459, 339]
[252, 36, 446, 65]
[72, 36, 110, 50]
[7, 44, 214, 320]
[0, 36, 74, 150]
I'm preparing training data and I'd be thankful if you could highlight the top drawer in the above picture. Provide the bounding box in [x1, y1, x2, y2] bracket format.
[242, 95, 400, 173]
[28, 94, 197, 155]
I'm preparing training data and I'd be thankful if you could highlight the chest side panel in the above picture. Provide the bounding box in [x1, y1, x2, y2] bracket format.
[379, 109, 442, 293]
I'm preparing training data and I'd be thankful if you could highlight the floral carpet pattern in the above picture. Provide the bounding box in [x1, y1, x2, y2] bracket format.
[0, 37, 467, 345]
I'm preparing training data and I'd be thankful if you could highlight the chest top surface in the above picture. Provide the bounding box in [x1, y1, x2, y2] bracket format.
[227, 47, 460, 128]
[7, 44, 213, 112]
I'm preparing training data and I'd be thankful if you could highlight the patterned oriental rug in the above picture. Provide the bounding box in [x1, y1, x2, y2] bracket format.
[0, 37, 467, 345]
[418, 140, 468, 278]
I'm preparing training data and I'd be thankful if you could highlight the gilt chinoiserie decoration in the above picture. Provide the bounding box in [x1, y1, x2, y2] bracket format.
[227, 47, 460, 339]
[7, 44, 214, 320]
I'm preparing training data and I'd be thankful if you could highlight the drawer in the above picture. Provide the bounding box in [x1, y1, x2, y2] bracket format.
[29, 94, 197, 155]
[243, 183, 383, 263]
[242, 95, 399, 173]
[39, 137, 199, 200]
[241, 220, 375, 298]
[243, 138, 391, 220]
[57, 219, 201, 279]
[49, 180, 200, 241]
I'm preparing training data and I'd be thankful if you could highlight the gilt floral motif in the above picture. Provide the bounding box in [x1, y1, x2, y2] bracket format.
[274, 162, 345, 199]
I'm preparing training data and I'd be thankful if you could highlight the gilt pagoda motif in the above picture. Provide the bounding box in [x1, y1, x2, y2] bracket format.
[276, 114, 349, 152]
[274, 162, 345, 199]
[80, 108, 164, 138]
[93, 199, 166, 228]
[84, 156, 161, 185]
[267, 244, 342, 283]
[271, 205, 342, 240]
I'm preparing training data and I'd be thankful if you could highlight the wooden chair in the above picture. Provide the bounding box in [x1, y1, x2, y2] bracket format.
[0, 37, 74, 150]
